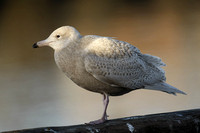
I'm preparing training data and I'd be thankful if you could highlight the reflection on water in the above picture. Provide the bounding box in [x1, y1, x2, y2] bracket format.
[0, 0, 200, 131]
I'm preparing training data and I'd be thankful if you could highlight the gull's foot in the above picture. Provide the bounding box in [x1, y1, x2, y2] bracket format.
[88, 118, 107, 125]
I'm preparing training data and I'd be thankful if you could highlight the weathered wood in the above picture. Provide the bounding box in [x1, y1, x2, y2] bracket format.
[3, 109, 200, 133]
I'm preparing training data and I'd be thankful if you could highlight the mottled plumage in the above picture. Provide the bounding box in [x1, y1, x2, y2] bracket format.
[33, 26, 186, 124]
[84, 36, 166, 90]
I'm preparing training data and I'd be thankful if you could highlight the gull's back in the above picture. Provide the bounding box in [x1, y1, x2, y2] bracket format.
[83, 35, 166, 89]
[55, 32, 185, 96]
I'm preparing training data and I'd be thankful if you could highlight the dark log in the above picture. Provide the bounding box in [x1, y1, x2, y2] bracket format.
[3, 109, 200, 133]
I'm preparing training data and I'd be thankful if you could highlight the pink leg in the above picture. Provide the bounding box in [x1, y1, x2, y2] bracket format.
[89, 93, 109, 124]
[102, 93, 109, 120]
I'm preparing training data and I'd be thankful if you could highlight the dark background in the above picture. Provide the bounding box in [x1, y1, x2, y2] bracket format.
[0, 0, 200, 131]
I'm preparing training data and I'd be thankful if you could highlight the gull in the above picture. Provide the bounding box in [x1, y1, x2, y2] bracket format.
[33, 26, 186, 124]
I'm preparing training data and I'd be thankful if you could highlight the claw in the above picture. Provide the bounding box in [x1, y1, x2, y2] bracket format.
[88, 118, 106, 125]
[87, 112, 108, 125]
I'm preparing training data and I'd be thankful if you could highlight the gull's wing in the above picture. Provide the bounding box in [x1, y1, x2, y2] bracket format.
[84, 37, 166, 89]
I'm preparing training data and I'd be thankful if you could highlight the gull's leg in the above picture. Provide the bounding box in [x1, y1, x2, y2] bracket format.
[89, 93, 109, 124]
[101, 92, 109, 121]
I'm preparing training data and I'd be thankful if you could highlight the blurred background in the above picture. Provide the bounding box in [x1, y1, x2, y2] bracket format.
[0, 0, 200, 131]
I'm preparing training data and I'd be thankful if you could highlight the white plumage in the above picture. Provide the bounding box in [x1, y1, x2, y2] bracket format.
[33, 26, 186, 124]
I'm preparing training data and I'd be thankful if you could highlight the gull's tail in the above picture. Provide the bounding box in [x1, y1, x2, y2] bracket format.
[144, 82, 186, 95]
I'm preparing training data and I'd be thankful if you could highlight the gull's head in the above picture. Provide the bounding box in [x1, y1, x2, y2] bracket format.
[33, 26, 81, 50]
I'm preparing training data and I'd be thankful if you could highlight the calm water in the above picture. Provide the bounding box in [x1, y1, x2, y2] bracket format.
[0, 0, 200, 131]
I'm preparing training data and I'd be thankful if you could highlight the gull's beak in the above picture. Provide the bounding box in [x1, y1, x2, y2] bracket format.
[32, 43, 38, 48]
[32, 39, 50, 48]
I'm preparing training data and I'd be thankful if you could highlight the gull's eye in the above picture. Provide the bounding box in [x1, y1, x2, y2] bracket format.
[56, 35, 60, 38]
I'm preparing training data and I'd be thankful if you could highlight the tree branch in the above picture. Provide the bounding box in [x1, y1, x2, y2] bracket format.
[3, 109, 200, 133]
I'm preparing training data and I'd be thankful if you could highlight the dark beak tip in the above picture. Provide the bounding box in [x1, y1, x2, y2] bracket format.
[33, 43, 38, 48]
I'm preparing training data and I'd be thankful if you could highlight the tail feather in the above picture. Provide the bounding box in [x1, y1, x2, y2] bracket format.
[142, 54, 166, 67]
[144, 82, 186, 95]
